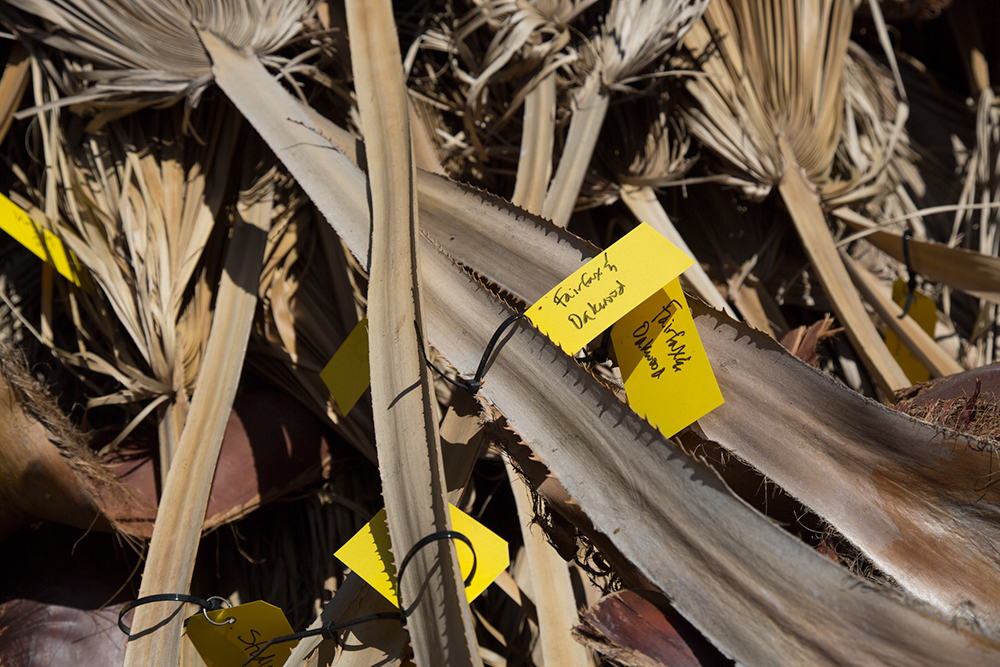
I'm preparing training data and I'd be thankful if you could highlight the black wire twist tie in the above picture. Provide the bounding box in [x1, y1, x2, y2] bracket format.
[241, 530, 477, 666]
[118, 593, 228, 636]
[426, 313, 525, 394]
[395, 529, 477, 625]
[899, 230, 918, 318]
[239, 612, 402, 666]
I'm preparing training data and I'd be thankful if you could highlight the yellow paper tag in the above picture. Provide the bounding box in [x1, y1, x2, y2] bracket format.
[525, 223, 694, 354]
[0, 193, 85, 287]
[185, 600, 297, 667]
[611, 279, 724, 437]
[884, 279, 937, 384]
[320, 317, 370, 414]
[334, 504, 508, 606]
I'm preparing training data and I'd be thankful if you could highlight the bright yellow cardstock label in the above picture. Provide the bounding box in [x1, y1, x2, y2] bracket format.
[320, 317, 370, 414]
[611, 278, 724, 437]
[335, 504, 508, 606]
[525, 223, 694, 354]
[185, 600, 297, 667]
[0, 193, 85, 287]
[884, 279, 937, 384]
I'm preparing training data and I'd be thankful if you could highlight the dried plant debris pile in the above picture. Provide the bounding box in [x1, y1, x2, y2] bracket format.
[2, 1, 1000, 666]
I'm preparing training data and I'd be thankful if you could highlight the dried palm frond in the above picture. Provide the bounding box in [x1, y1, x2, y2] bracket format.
[542, 0, 709, 228]
[281, 153, 1000, 663]
[11, 92, 242, 482]
[2, 0, 368, 262]
[417, 227, 1000, 664]
[271, 89, 1000, 654]
[126, 144, 276, 667]
[413, 176, 1000, 637]
[346, 2, 480, 665]
[4, 68, 286, 663]
[583, 93, 734, 315]
[0, 5, 377, 662]
[2, 0, 311, 121]
[452, 0, 589, 162]
[680, 0, 912, 397]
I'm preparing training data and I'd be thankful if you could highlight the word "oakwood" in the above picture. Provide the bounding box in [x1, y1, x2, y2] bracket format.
[568, 280, 626, 330]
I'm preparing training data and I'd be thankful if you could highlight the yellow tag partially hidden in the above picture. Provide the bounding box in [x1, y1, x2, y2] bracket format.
[320, 317, 370, 414]
[0, 193, 85, 287]
[334, 504, 508, 606]
[884, 279, 937, 384]
[611, 278, 724, 437]
[525, 223, 694, 355]
[185, 600, 297, 667]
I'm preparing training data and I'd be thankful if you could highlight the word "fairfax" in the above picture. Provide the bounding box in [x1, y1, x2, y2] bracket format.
[552, 253, 619, 309]
[632, 298, 692, 378]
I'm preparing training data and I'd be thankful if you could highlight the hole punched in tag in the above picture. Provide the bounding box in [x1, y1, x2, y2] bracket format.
[241, 530, 477, 666]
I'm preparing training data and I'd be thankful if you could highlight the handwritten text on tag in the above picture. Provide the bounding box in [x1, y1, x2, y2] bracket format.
[185, 600, 296, 667]
[525, 223, 693, 355]
[611, 279, 724, 437]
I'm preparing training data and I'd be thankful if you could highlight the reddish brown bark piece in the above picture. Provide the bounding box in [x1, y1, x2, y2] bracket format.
[100, 392, 336, 537]
[779, 314, 839, 367]
[573, 590, 713, 667]
[0, 599, 127, 666]
[0, 381, 337, 541]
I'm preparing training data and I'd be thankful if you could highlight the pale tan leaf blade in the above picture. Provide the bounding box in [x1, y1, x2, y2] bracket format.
[196, 28, 370, 262]
[123, 161, 275, 667]
[505, 460, 591, 667]
[541, 72, 608, 228]
[511, 72, 556, 214]
[344, 2, 480, 665]
[778, 139, 909, 397]
[834, 207, 1000, 305]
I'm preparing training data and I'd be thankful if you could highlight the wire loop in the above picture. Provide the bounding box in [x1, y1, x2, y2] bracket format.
[241, 530, 477, 666]
[117, 593, 226, 636]
[202, 596, 235, 626]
